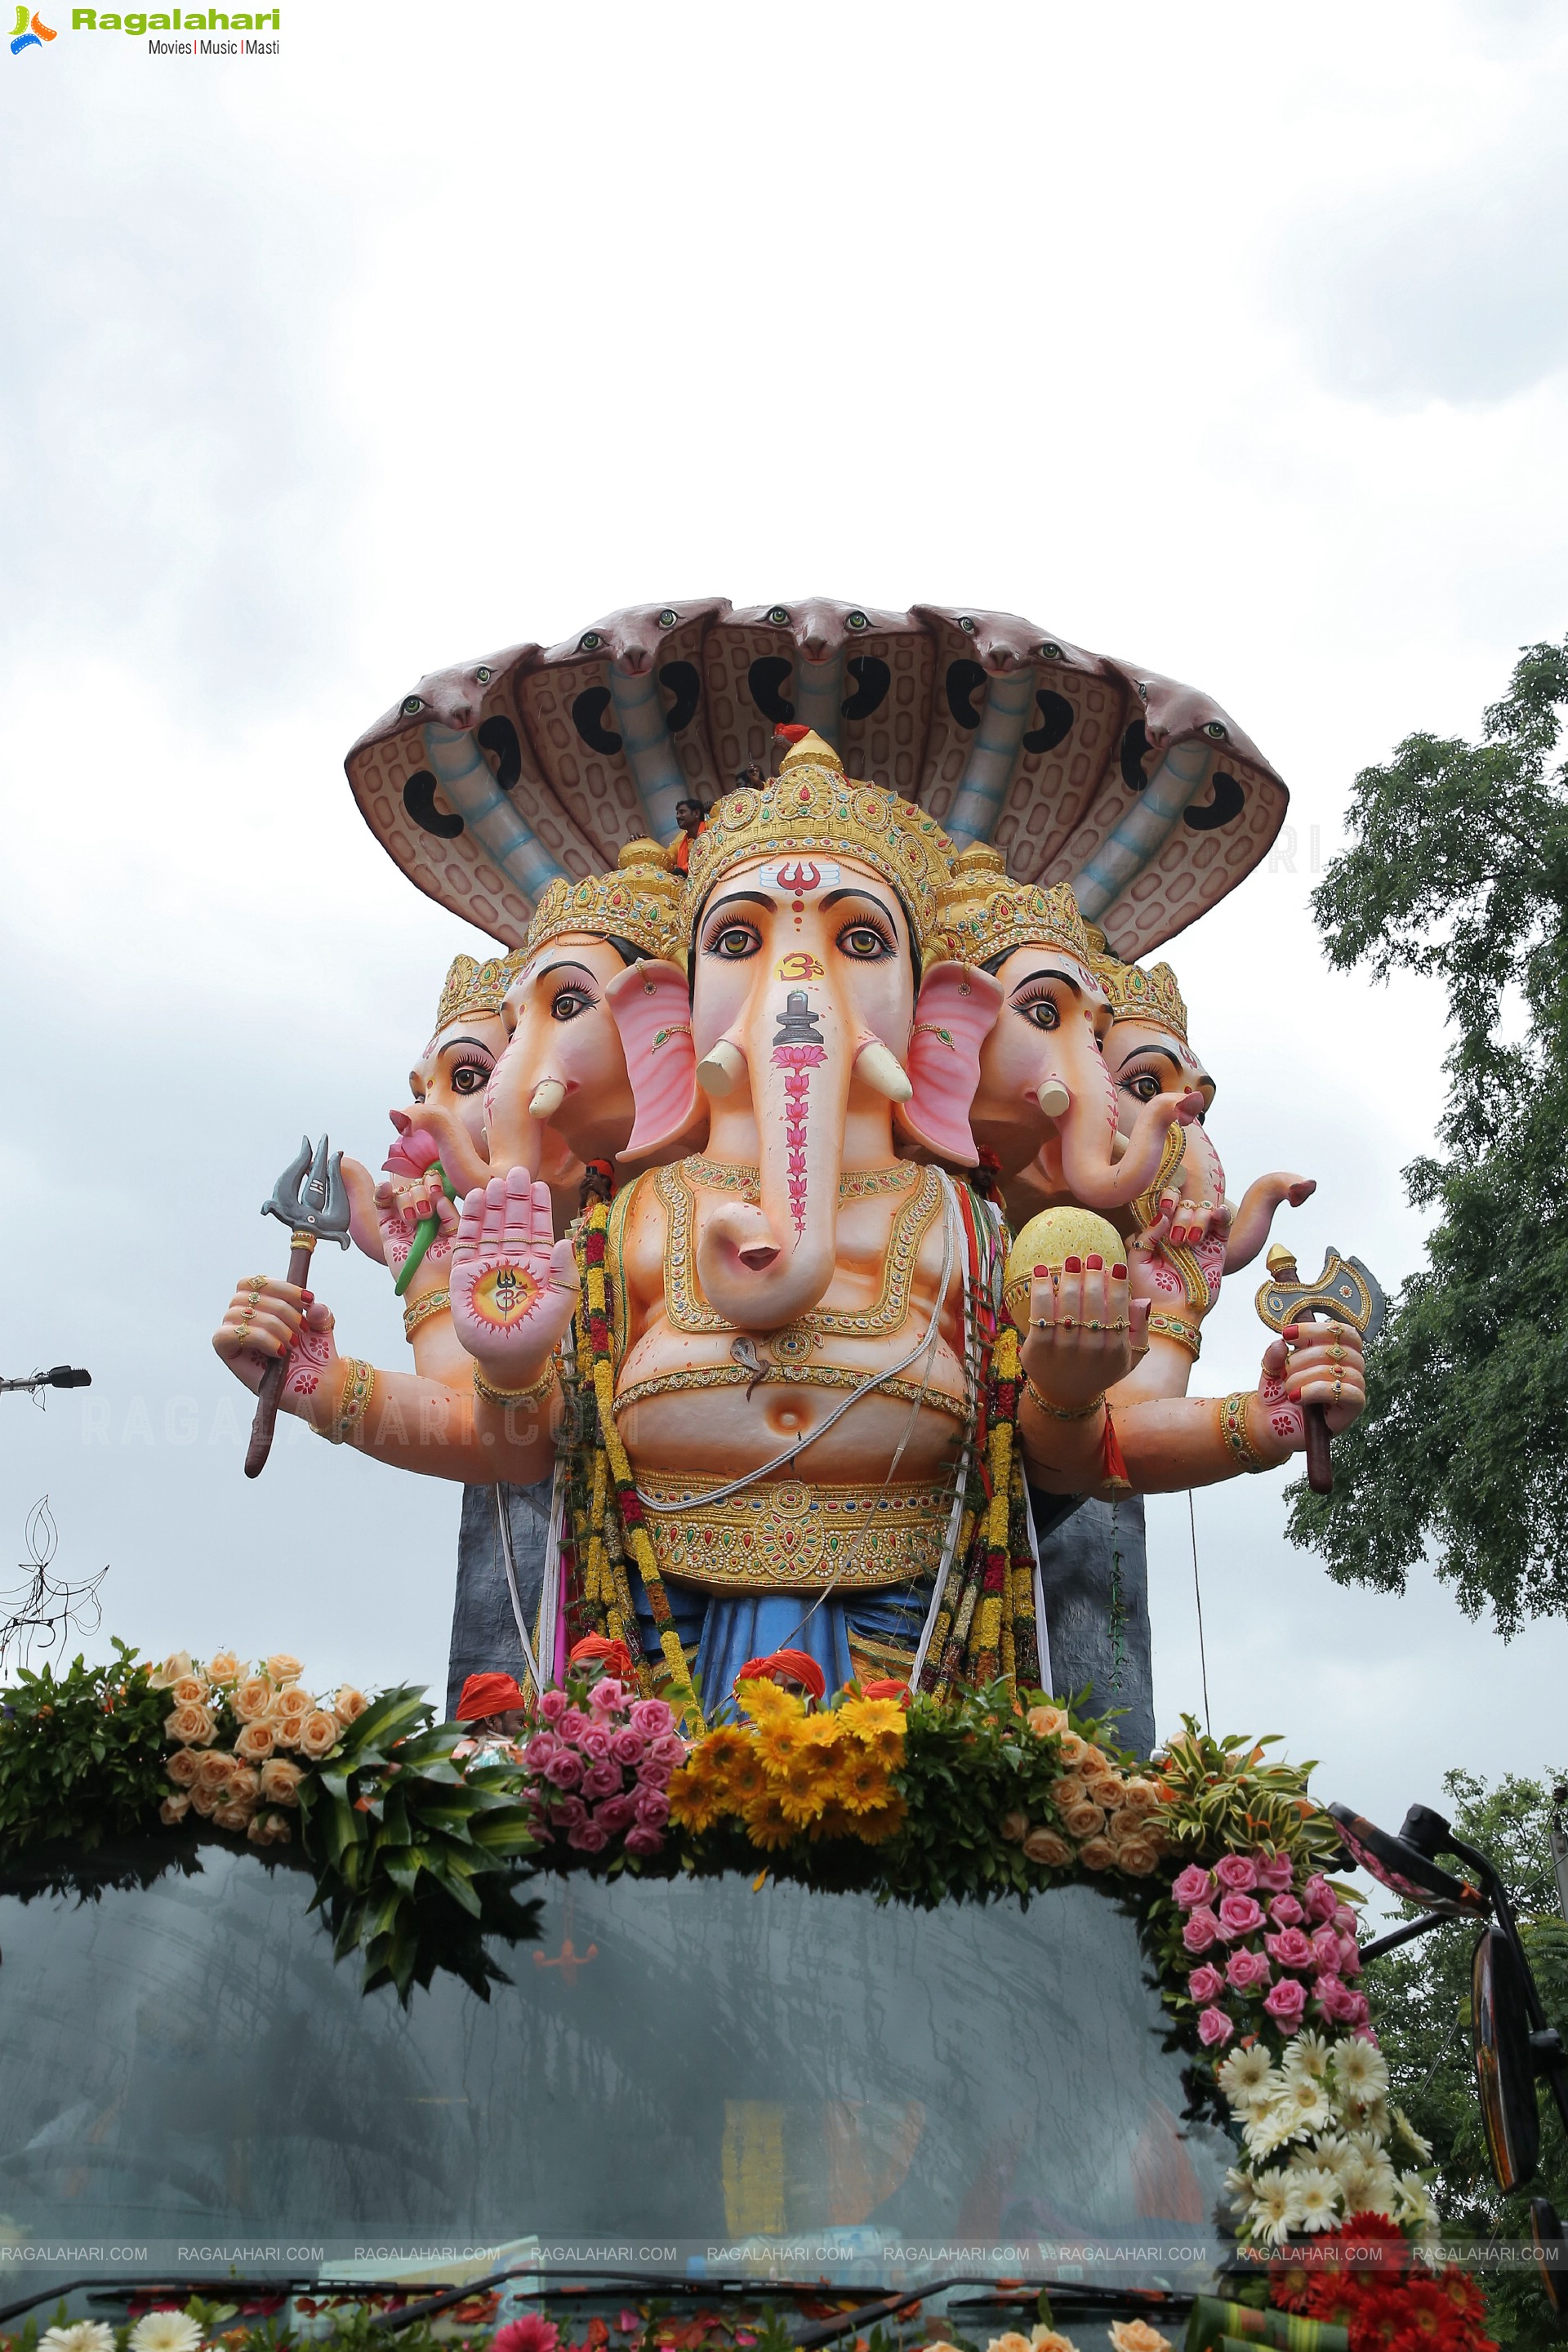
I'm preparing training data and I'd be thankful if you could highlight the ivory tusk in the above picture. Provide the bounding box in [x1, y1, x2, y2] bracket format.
[856, 1039, 913, 1103]
[528, 1078, 567, 1119]
[1110, 1129, 1129, 1162]
[1036, 1077, 1071, 1119]
[696, 1039, 747, 1098]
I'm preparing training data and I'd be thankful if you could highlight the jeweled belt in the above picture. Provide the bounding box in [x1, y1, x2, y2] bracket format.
[636, 1471, 951, 1592]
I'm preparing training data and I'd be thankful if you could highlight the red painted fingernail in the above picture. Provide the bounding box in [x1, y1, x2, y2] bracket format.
[1063, 1255, 1083, 1273]
[1033, 1265, 1048, 1278]
[1283, 1324, 1300, 1340]
[299, 1290, 314, 1305]
[1288, 1388, 1301, 1402]
[1085, 1254, 1103, 1272]
[1111, 1263, 1127, 1280]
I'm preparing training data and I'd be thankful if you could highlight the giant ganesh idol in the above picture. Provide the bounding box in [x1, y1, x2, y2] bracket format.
[215, 602, 1366, 1731]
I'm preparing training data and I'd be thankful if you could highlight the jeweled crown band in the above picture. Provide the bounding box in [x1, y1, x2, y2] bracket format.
[433, 951, 524, 1036]
[937, 843, 1098, 975]
[525, 838, 688, 968]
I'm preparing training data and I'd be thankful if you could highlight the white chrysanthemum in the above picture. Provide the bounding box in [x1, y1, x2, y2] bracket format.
[41, 2326, 115, 2352]
[129, 2314, 203, 2352]
[1331, 2037, 1389, 2100]
[1393, 2104, 1434, 2161]
[1283, 2029, 1332, 2084]
[1396, 2172, 1441, 2232]
[1218, 2043, 1275, 2103]
[1291, 2165, 1343, 2234]
[1248, 2169, 1299, 2246]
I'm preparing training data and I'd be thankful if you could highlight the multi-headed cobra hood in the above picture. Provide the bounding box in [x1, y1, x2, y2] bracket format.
[344, 598, 1287, 963]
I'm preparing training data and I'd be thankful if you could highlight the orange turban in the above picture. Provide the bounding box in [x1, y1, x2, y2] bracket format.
[860, 1677, 911, 1706]
[456, 1671, 527, 1722]
[568, 1633, 635, 1678]
[736, 1648, 826, 1701]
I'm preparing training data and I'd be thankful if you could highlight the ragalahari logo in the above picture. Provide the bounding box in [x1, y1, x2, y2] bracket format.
[10, 5, 56, 49]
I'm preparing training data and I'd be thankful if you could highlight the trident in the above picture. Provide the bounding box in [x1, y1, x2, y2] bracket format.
[244, 1135, 351, 1480]
[1254, 1242, 1385, 1495]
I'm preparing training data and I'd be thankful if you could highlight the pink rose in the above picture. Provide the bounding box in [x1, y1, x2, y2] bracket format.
[1311, 1922, 1343, 1970]
[1172, 1864, 1215, 1909]
[1339, 1931, 1362, 1976]
[610, 1727, 647, 1767]
[524, 1731, 560, 1772]
[559, 1707, 592, 1740]
[1263, 1976, 1307, 2029]
[1214, 1854, 1259, 1894]
[1333, 1903, 1358, 1936]
[567, 1820, 610, 1852]
[1187, 1963, 1225, 2004]
[633, 1786, 670, 1828]
[624, 1824, 664, 1856]
[1197, 2004, 1236, 2047]
[1217, 1893, 1265, 1939]
[630, 1698, 674, 1738]
[1266, 1926, 1316, 1970]
[549, 1794, 588, 1829]
[1255, 1851, 1295, 1893]
[648, 1732, 686, 1766]
[539, 1688, 568, 1724]
[577, 1724, 612, 1762]
[595, 1793, 637, 1833]
[581, 1760, 621, 1800]
[589, 1678, 625, 1715]
[1268, 1892, 1305, 1927]
[1344, 1991, 1371, 2027]
[1314, 1975, 1358, 2023]
[1302, 1873, 1337, 1922]
[543, 1750, 583, 1790]
[1182, 1907, 1222, 1953]
[1226, 1946, 1272, 1990]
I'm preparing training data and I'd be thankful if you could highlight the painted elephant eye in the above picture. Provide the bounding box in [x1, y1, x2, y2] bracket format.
[402, 694, 423, 716]
[768, 606, 791, 626]
[846, 610, 869, 630]
[705, 922, 760, 960]
[448, 1058, 493, 1094]
[658, 609, 679, 628]
[550, 983, 598, 1021]
[1011, 987, 1060, 1031]
[1038, 641, 1064, 662]
[837, 919, 893, 960]
[1203, 719, 1228, 740]
[475, 666, 492, 685]
[579, 631, 603, 653]
[1120, 1071, 1163, 1105]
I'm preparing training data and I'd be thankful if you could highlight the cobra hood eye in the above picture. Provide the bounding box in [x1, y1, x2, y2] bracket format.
[579, 631, 603, 653]
[402, 695, 423, 716]
[658, 609, 679, 628]
[475, 666, 492, 685]
[768, 606, 791, 626]
[1203, 719, 1228, 741]
[846, 610, 868, 630]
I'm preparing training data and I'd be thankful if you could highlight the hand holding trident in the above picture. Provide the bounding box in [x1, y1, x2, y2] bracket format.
[244, 1136, 351, 1478]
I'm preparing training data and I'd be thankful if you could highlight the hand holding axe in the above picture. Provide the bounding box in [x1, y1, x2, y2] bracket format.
[1254, 1242, 1385, 1494]
[244, 1135, 351, 1479]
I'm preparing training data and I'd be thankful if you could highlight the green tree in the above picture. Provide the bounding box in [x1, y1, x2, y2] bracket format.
[1364, 1766, 1568, 2346]
[1290, 636, 1568, 1628]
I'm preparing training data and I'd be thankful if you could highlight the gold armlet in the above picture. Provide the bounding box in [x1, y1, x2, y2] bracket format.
[473, 1360, 558, 1409]
[403, 1286, 451, 1340]
[1218, 1390, 1270, 1474]
[1147, 1312, 1201, 1359]
[1023, 1373, 1107, 1421]
[318, 1358, 376, 1446]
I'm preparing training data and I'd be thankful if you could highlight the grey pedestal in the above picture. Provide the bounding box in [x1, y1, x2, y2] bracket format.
[1030, 1490, 1154, 1757]
[447, 1477, 554, 1719]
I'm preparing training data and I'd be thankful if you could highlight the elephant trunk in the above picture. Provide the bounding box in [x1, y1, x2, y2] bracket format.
[1058, 1078, 1196, 1212]
[696, 984, 849, 1332]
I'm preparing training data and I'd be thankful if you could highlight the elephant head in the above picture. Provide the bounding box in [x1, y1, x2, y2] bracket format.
[609, 731, 990, 1332]
[942, 848, 1200, 1209]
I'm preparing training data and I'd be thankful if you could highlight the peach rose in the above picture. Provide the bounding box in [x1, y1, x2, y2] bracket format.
[227, 1762, 261, 1804]
[1061, 1798, 1107, 1840]
[273, 1684, 313, 1722]
[213, 1798, 256, 1833]
[195, 1748, 235, 1794]
[334, 1686, 369, 1723]
[265, 1652, 305, 1686]
[247, 1811, 292, 1846]
[1108, 2323, 1170, 2352]
[165, 1701, 216, 1747]
[988, 2334, 1033, 2352]
[1054, 1729, 1088, 1766]
[1120, 1778, 1160, 1815]
[1022, 1826, 1072, 1868]
[270, 1713, 303, 1750]
[165, 1747, 202, 1789]
[259, 1757, 304, 1806]
[1086, 1773, 1129, 1811]
[1052, 1775, 1089, 1810]
[171, 1675, 208, 1708]
[1078, 1836, 1118, 1871]
[1000, 1809, 1031, 1845]
[234, 1717, 275, 1762]
[1026, 1704, 1067, 1740]
[233, 1677, 273, 1722]
[205, 1649, 243, 1686]
[1113, 1841, 1158, 1878]
[297, 1710, 341, 1761]
[159, 1793, 191, 1825]
[149, 1649, 194, 1690]
[189, 1784, 218, 1816]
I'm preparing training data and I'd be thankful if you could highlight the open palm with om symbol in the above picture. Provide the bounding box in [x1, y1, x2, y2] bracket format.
[450, 1165, 579, 1386]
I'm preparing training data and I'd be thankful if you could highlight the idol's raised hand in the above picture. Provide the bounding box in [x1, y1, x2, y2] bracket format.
[449, 1165, 579, 1388]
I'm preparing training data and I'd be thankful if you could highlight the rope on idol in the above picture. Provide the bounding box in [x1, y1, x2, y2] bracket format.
[493, 1482, 545, 1699]
[1188, 1486, 1211, 1734]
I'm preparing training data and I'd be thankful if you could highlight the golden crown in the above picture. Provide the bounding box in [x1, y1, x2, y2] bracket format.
[433, 949, 525, 1036]
[1089, 937, 1189, 1040]
[525, 837, 687, 967]
[683, 729, 955, 949]
[937, 842, 1097, 972]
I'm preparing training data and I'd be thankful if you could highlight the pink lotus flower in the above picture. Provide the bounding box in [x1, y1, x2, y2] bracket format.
[1172, 1864, 1215, 1909]
[633, 1786, 670, 1827]
[567, 1819, 611, 1852]
[1254, 1851, 1295, 1892]
[1226, 1946, 1272, 1991]
[493, 2319, 560, 2352]
[1197, 2003, 1235, 2047]
[524, 1731, 560, 1772]
[1268, 1892, 1305, 1927]
[1266, 1926, 1316, 1971]
[538, 1688, 568, 1724]
[1214, 1854, 1259, 1894]
[1217, 1892, 1265, 1939]
[581, 1760, 621, 1801]
[382, 1126, 441, 1179]
[610, 1727, 647, 1767]
[1302, 1873, 1337, 1923]
[588, 1678, 625, 1716]
[543, 1750, 584, 1790]
[629, 1698, 674, 1738]
[624, 1823, 664, 1856]
[1263, 1975, 1307, 2029]
[1187, 1962, 1224, 2004]
[1182, 1906, 1222, 1953]
[577, 1724, 612, 1762]
[595, 1793, 637, 1833]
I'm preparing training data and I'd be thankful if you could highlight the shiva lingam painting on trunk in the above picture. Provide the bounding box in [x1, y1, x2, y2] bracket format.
[215, 599, 1370, 1726]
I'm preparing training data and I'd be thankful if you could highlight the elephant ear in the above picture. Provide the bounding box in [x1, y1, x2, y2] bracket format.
[898, 961, 1001, 1164]
[605, 960, 698, 1158]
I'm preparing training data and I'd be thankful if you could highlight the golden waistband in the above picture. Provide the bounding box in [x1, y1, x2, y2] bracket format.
[635, 1472, 952, 1592]
[614, 1361, 968, 1421]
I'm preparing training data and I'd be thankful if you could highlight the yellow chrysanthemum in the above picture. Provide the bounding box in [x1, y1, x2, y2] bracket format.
[736, 1677, 804, 1726]
[691, 1725, 750, 1801]
[667, 1768, 724, 1834]
[837, 1695, 906, 1746]
[852, 1793, 907, 1845]
[834, 1748, 893, 1814]
[742, 1788, 799, 1852]
[725, 1744, 770, 1806]
[773, 1749, 831, 1827]
[755, 1717, 807, 1778]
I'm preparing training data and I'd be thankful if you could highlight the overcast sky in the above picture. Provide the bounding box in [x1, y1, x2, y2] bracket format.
[2, 0, 1566, 1845]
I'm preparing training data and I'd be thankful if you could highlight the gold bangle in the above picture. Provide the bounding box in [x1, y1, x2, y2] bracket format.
[1023, 1373, 1107, 1421]
[473, 1360, 557, 1409]
[324, 1358, 376, 1446]
[1219, 1390, 1269, 1473]
[402, 1286, 451, 1339]
[1147, 1312, 1201, 1359]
